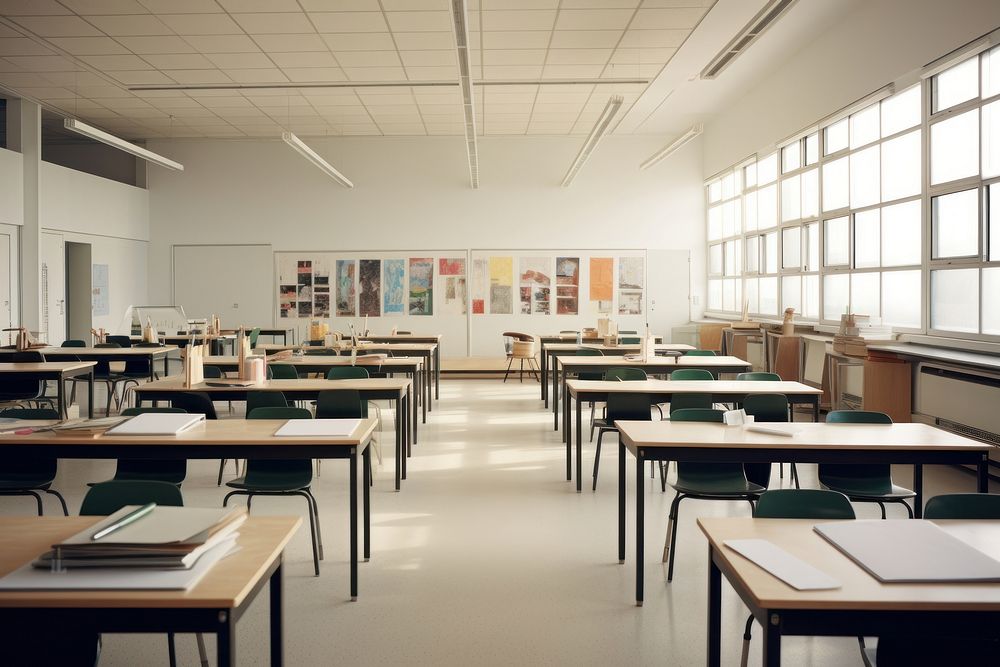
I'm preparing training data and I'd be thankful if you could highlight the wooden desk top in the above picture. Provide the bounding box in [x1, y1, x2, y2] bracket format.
[0, 417, 379, 447]
[544, 343, 694, 352]
[0, 361, 96, 373]
[37, 346, 178, 357]
[257, 342, 437, 353]
[558, 355, 750, 368]
[698, 518, 1000, 611]
[616, 421, 991, 452]
[0, 516, 300, 609]
[135, 378, 411, 396]
[566, 379, 822, 397]
[362, 334, 442, 341]
[206, 355, 422, 368]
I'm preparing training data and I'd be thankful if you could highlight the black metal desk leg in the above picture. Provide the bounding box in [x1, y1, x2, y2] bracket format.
[217, 611, 236, 666]
[708, 550, 722, 667]
[914, 464, 924, 518]
[763, 613, 781, 667]
[363, 446, 371, 561]
[57, 374, 66, 419]
[552, 360, 560, 430]
[813, 398, 819, 422]
[423, 356, 429, 422]
[434, 345, 440, 401]
[394, 397, 401, 491]
[979, 456, 989, 493]
[541, 347, 548, 404]
[87, 369, 95, 419]
[635, 450, 645, 606]
[575, 395, 582, 493]
[618, 442, 626, 563]
[402, 395, 409, 481]
[410, 385, 417, 451]
[270, 561, 284, 666]
[350, 446, 358, 600]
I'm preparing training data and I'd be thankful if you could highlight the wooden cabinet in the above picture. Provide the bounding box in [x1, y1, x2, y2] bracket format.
[863, 357, 912, 422]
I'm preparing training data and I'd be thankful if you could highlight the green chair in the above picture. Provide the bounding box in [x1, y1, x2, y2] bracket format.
[736, 372, 781, 381]
[248, 327, 261, 349]
[668, 368, 714, 414]
[820, 411, 915, 519]
[663, 408, 764, 581]
[326, 366, 370, 380]
[740, 489, 856, 665]
[247, 391, 290, 415]
[268, 363, 300, 380]
[225, 407, 324, 575]
[684, 350, 717, 356]
[92, 342, 128, 415]
[606, 367, 647, 381]
[0, 351, 56, 412]
[574, 347, 605, 437]
[742, 394, 797, 490]
[0, 407, 68, 516]
[923, 493, 1000, 519]
[592, 392, 654, 491]
[620, 337, 641, 344]
[315, 389, 368, 419]
[92, 408, 189, 486]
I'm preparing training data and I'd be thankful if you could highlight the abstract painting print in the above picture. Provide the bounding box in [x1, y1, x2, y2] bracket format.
[439, 258, 466, 315]
[489, 256, 513, 315]
[383, 259, 405, 315]
[409, 257, 433, 315]
[555, 256, 579, 315]
[589, 257, 613, 314]
[359, 259, 381, 317]
[471, 258, 487, 314]
[335, 259, 356, 317]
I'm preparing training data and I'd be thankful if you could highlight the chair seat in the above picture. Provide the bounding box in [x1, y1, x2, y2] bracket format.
[0, 478, 53, 490]
[225, 476, 311, 492]
[821, 479, 915, 500]
[673, 474, 765, 497]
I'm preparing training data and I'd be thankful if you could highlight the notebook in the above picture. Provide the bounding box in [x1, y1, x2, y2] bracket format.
[725, 539, 841, 590]
[104, 412, 206, 436]
[815, 520, 1000, 583]
[274, 418, 361, 437]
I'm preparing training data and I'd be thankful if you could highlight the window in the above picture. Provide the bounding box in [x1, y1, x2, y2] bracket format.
[781, 142, 801, 173]
[881, 131, 921, 201]
[932, 189, 979, 259]
[823, 157, 849, 211]
[983, 267, 1000, 334]
[850, 104, 880, 149]
[758, 184, 778, 229]
[824, 216, 850, 266]
[854, 209, 880, 268]
[931, 109, 979, 184]
[805, 133, 819, 165]
[931, 268, 979, 332]
[882, 270, 921, 328]
[781, 174, 801, 222]
[782, 226, 801, 269]
[983, 99, 1000, 178]
[989, 182, 1000, 261]
[932, 56, 978, 112]
[850, 145, 880, 208]
[881, 85, 921, 137]
[758, 152, 778, 184]
[881, 200, 921, 266]
[984, 45, 1000, 99]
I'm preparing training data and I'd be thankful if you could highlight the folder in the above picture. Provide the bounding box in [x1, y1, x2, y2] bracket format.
[274, 418, 361, 437]
[104, 412, 206, 436]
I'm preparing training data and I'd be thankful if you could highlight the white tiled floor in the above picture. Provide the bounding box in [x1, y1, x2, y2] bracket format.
[3, 379, 995, 666]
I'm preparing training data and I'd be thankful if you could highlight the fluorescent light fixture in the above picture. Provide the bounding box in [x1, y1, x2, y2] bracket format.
[281, 131, 353, 189]
[63, 118, 183, 171]
[701, 0, 798, 80]
[561, 95, 623, 187]
[451, 0, 479, 189]
[640, 124, 703, 171]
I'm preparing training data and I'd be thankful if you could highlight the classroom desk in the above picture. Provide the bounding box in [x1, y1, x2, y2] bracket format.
[563, 379, 823, 490]
[0, 418, 376, 599]
[205, 354, 427, 425]
[131, 335, 235, 355]
[29, 345, 178, 381]
[0, 515, 299, 666]
[221, 327, 296, 345]
[0, 361, 96, 419]
[616, 421, 992, 606]
[360, 335, 442, 401]
[552, 355, 752, 431]
[540, 342, 695, 405]
[134, 378, 414, 491]
[699, 517, 1000, 667]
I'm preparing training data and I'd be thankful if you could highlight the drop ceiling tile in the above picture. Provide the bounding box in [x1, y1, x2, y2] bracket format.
[549, 30, 622, 49]
[0, 1, 71, 15]
[321, 32, 395, 51]
[555, 9, 634, 30]
[46, 37, 132, 55]
[480, 31, 551, 49]
[225, 67, 288, 83]
[205, 52, 275, 68]
[413, 89, 460, 104]
[405, 65, 456, 80]
[142, 53, 217, 69]
[117, 35, 196, 53]
[425, 123, 463, 135]
[208, 106, 268, 118]
[163, 68, 233, 84]
[9, 16, 102, 37]
[337, 124, 380, 134]
[608, 46, 676, 64]
[0, 39, 55, 57]
[0, 76, 65, 91]
[184, 35, 262, 53]
[484, 113, 531, 122]
[526, 121, 573, 133]
[192, 95, 251, 107]
[392, 31, 453, 50]
[85, 15, 174, 36]
[158, 14, 244, 35]
[105, 69, 175, 85]
[474, 0, 558, 8]
[398, 49, 454, 67]
[482, 64, 542, 79]
[300, 0, 381, 9]
[281, 67, 347, 82]
[59, 0, 149, 14]
[310, 12, 388, 33]
[117, 106, 170, 118]
[481, 10, 556, 31]
[383, 0, 449, 9]
[42, 70, 108, 85]
[632, 7, 708, 30]
[232, 13, 315, 34]
[542, 63, 604, 78]
[384, 11, 453, 32]
[5, 55, 77, 71]
[252, 33, 328, 52]
[0, 26, 19, 38]
[79, 53, 152, 70]
[377, 124, 426, 135]
[545, 48, 611, 65]
[334, 50, 401, 67]
[76, 83, 133, 96]
[269, 51, 338, 68]
[485, 102, 533, 114]
[618, 28, 688, 48]
[532, 102, 584, 114]
[530, 112, 579, 123]
[137, 0, 224, 13]
[145, 96, 203, 108]
[305, 92, 361, 105]
[218, 0, 301, 10]
[356, 91, 411, 104]
[482, 49, 545, 66]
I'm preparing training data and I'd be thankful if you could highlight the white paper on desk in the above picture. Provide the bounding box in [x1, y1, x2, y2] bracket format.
[0, 538, 236, 591]
[274, 418, 361, 437]
[725, 539, 841, 590]
[104, 413, 205, 436]
[745, 424, 798, 437]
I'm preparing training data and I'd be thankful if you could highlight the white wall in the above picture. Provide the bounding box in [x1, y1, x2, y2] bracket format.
[703, 0, 1000, 175]
[0, 148, 23, 227]
[147, 134, 705, 355]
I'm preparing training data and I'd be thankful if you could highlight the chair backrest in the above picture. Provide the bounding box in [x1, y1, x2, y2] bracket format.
[0, 407, 60, 420]
[606, 367, 648, 381]
[268, 363, 300, 380]
[502, 331, 533, 342]
[95, 342, 121, 348]
[924, 493, 1000, 519]
[669, 408, 725, 423]
[395, 331, 412, 335]
[12, 350, 44, 362]
[755, 489, 856, 519]
[107, 335, 132, 348]
[606, 392, 653, 423]
[247, 391, 289, 415]
[826, 410, 892, 424]
[326, 366, 370, 380]
[575, 347, 604, 356]
[670, 369, 714, 381]
[120, 407, 186, 416]
[620, 337, 641, 345]
[743, 394, 789, 423]
[316, 389, 368, 419]
[80, 480, 183, 516]
[247, 406, 312, 420]
[249, 327, 261, 348]
[202, 365, 224, 379]
[736, 372, 781, 381]
[684, 350, 717, 356]
[61, 339, 87, 347]
[560, 330, 579, 334]
[619, 330, 638, 335]
[169, 392, 218, 419]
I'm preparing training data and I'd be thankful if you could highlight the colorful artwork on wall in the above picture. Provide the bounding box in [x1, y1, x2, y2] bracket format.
[439, 258, 466, 315]
[519, 257, 551, 315]
[409, 257, 433, 316]
[335, 259, 356, 317]
[589, 257, 613, 314]
[383, 259, 405, 315]
[471, 258, 487, 314]
[618, 256, 644, 315]
[555, 256, 579, 315]
[489, 256, 513, 315]
[358, 259, 381, 317]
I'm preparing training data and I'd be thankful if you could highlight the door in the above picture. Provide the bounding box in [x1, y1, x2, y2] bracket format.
[0, 233, 11, 332]
[65, 241, 93, 342]
[41, 231, 65, 346]
[646, 249, 691, 342]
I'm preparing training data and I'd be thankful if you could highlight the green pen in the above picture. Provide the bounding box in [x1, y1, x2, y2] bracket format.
[90, 503, 157, 541]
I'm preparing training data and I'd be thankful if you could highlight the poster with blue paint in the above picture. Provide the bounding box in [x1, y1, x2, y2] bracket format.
[383, 259, 405, 315]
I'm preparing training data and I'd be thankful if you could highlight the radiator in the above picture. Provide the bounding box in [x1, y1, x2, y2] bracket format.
[914, 362, 1000, 464]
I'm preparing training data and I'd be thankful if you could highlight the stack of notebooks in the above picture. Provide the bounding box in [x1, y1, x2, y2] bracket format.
[0, 505, 247, 591]
[833, 314, 894, 357]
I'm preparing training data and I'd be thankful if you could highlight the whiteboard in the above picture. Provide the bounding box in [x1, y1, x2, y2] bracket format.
[172, 244, 273, 328]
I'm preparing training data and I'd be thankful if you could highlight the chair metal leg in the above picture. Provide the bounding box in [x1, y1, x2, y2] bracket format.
[877, 501, 887, 519]
[503, 357, 513, 383]
[44, 489, 69, 516]
[27, 490, 43, 516]
[659, 461, 669, 492]
[303, 489, 324, 560]
[740, 614, 755, 667]
[666, 493, 683, 581]
[593, 429, 604, 491]
[196, 633, 209, 667]
[663, 491, 681, 563]
[301, 492, 320, 576]
[167, 633, 177, 667]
